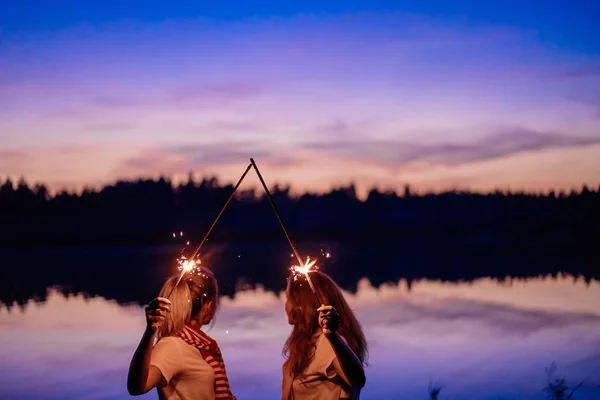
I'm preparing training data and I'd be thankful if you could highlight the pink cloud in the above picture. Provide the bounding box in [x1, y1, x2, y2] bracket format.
[1, 141, 599, 198]
[301, 127, 600, 165]
[170, 82, 266, 104]
[0, 149, 29, 161]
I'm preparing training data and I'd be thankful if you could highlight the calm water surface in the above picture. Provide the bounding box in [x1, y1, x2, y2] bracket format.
[1, 275, 599, 400]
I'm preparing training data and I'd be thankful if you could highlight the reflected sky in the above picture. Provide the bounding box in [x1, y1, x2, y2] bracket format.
[1, 277, 599, 400]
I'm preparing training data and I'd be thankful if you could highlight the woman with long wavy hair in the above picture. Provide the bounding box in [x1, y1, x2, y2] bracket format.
[127, 268, 236, 400]
[282, 270, 368, 400]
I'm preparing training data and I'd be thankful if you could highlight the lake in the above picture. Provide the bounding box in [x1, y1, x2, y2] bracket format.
[0, 244, 599, 399]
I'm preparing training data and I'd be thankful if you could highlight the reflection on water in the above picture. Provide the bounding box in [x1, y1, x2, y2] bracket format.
[1, 239, 598, 311]
[1, 277, 600, 400]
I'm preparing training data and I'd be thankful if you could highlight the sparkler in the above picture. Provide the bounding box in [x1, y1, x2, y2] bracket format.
[250, 158, 324, 305]
[166, 162, 253, 299]
[291, 256, 321, 298]
[166, 256, 199, 299]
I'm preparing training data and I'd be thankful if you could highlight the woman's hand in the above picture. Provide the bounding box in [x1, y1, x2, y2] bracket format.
[317, 305, 340, 335]
[145, 297, 171, 332]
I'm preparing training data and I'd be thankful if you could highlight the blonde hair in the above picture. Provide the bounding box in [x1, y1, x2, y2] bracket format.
[156, 268, 219, 339]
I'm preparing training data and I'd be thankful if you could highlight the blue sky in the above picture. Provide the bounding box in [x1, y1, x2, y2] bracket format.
[3, 0, 598, 50]
[1, 1, 599, 194]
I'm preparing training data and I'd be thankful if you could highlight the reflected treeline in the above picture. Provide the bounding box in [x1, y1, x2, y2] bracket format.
[0, 238, 597, 311]
[0, 175, 598, 310]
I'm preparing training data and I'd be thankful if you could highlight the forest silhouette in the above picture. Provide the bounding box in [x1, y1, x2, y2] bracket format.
[1, 174, 598, 247]
[0, 174, 598, 309]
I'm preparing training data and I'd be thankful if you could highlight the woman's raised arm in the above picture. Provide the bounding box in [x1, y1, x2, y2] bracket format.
[127, 297, 171, 395]
[318, 305, 366, 389]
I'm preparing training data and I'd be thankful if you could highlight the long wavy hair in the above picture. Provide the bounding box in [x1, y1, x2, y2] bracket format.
[283, 270, 368, 377]
[156, 267, 219, 340]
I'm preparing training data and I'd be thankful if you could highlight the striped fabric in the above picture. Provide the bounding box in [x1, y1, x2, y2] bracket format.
[177, 324, 236, 400]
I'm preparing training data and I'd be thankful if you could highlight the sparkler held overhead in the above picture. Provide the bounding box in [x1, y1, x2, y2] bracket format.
[249, 157, 324, 305]
[166, 158, 323, 303]
[166, 162, 253, 299]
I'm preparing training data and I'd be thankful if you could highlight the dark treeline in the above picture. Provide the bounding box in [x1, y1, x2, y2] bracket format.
[0, 174, 598, 310]
[1, 174, 598, 249]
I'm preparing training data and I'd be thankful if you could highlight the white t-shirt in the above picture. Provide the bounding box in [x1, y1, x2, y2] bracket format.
[282, 333, 351, 400]
[150, 336, 216, 400]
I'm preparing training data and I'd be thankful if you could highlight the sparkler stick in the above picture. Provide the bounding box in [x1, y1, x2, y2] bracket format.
[249, 158, 324, 305]
[166, 162, 253, 299]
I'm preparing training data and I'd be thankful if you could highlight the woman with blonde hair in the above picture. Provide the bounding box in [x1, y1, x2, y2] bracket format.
[127, 268, 236, 400]
[282, 270, 368, 400]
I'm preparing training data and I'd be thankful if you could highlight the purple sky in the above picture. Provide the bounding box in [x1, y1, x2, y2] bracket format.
[1, 5, 599, 194]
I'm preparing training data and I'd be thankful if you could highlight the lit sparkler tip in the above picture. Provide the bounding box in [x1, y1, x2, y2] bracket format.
[291, 256, 318, 276]
[182, 259, 195, 272]
[177, 256, 197, 273]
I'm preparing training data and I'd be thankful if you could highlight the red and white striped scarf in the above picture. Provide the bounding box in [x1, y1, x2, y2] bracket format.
[177, 324, 236, 400]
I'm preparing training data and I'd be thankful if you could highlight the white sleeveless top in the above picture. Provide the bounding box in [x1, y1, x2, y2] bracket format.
[282, 333, 352, 400]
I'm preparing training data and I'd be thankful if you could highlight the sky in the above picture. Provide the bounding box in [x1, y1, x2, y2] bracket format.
[1, 276, 600, 399]
[1, 1, 600, 195]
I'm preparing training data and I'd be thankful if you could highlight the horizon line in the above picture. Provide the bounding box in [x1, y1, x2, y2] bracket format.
[2, 173, 599, 199]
